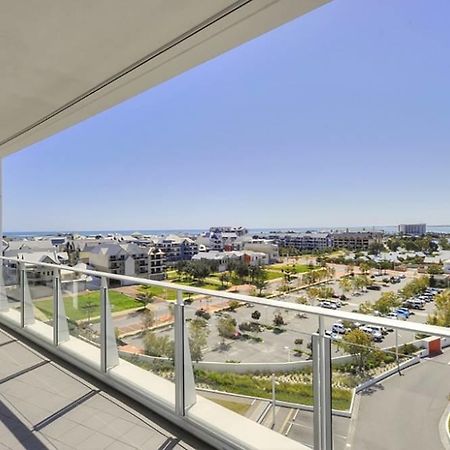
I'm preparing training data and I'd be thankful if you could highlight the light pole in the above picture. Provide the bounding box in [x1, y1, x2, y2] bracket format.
[284, 346, 291, 362]
[271, 373, 279, 429]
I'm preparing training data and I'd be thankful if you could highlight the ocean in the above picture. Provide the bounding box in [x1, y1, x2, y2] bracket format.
[4, 225, 450, 238]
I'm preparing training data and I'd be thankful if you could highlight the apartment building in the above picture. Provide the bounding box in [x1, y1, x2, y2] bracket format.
[331, 231, 382, 251]
[264, 232, 332, 251]
[155, 235, 198, 263]
[398, 223, 427, 236]
[86, 242, 165, 284]
[192, 250, 268, 271]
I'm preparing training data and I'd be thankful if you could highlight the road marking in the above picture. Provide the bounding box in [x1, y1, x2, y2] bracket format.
[280, 409, 294, 435]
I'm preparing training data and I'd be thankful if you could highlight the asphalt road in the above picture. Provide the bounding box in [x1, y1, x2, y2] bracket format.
[350, 349, 450, 450]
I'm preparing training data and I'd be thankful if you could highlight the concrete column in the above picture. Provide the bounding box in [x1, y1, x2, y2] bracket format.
[0, 159, 8, 312]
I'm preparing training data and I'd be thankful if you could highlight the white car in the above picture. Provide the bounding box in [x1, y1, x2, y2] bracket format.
[387, 312, 398, 320]
[360, 326, 383, 342]
[332, 322, 347, 334]
[320, 301, 337, 310]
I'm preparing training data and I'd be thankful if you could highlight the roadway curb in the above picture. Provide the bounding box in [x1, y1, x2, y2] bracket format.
[438, 406, 450, 450]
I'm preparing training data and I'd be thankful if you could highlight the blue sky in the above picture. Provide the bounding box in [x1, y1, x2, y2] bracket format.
[5, 0, 450, 232]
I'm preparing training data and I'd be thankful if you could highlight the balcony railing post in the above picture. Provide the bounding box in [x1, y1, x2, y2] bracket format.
[19, 262, 35, 327]
[53, 269, 69, 346]
[0, 265, 8, 312]
[100, 277, 119, 372]
[53, 270, 59, 344]
[174, 289, 196, 416]
[20, 263, 25, 328]
[313, 317, 333, 450]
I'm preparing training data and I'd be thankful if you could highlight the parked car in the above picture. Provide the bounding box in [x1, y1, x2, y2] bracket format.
[366, 325, 387, 336]
[367, 285, 381, 291]
[319, 301, 337, 310]
[387, 312, 398, 320]
[396, 307, 410, 319]
[332, 322, 348, 334]
[360, 326, 383, 342]
[328, 299, 342, 308]
[409, 299, 425, 310]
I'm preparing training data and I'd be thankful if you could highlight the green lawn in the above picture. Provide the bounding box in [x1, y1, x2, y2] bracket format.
[265, 270, 284, 280]
[268, 264, 312, 274]
[138, 285, 178, 301]
[195, 370, 352, 411]
[210, 398, 251, 415]
[35, 291, 142, 321]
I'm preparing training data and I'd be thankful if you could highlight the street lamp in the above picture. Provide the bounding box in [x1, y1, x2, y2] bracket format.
[271, 374, 279, 429]
[284, 346, 291, 362]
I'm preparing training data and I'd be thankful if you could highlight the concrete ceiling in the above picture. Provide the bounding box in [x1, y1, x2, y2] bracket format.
[0, 0, 330, 157]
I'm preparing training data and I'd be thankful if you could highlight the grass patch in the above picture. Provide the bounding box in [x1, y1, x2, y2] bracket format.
[139, 285, 178, 300]
[209, 398, 251, 415]
[195, 370, 352, 411]
[35, 291, 141, 321]
[268, 264, 312, 274]
[265, 270, 284, 280]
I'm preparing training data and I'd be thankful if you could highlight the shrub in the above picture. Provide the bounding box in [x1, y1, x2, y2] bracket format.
[239, 321, 261, 333]
[195, 308, 211, 320]
[273, 313, 285, 326]
[228, 300, 241, 311]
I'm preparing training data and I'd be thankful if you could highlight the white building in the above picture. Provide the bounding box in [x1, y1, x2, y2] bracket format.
[193, 250, 269, 272]
[242, 239, 279, 263]
[398, 223, 427, 236]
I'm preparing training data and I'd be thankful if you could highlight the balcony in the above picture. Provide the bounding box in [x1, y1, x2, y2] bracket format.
[0, 256, 449, 449]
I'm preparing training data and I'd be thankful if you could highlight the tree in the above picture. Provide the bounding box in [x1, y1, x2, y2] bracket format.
[358, 301, 373, 315]
[189, 317, 210, 361]
[141, 307, 155, 329]
[229, 260, 250, 282]
[254, 268, 268, 296]
[137, 286, 155, 306]
[316, 286, 334, 299]
[373, 292, 401, 315]
[428, 289, 450, 327]
[251, 310, 261, 321]
[282, 264, 296, 285]
[339, 278, 353, 295]
[427, 264, 443, 275]
[400, 276, 429, 299]
[339, 329, 375, 372]
[217, 314, 237, 342]
[186, 260, 211, 284]
[175, 260, 188, 280]
[302, 272, 316, 286]
[326, 265, 336, 282]
[144, 332, 174, 359]
[359, 262, 371, 275]
[352, 275, 369, 293]
[368, 242, 385, 256]
[219, 272, 230, 289]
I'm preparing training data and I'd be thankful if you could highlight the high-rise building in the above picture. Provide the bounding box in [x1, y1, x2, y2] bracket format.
[398, 223, 427, 236]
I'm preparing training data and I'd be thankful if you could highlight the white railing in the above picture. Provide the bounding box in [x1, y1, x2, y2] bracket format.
[0, 256, 449, 450]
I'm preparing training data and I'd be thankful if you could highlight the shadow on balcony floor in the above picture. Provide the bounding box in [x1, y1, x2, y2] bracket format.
[0, 325, 212, 450]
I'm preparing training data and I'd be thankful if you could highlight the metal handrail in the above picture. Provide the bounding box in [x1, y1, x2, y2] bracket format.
[2, 255, 449, 338]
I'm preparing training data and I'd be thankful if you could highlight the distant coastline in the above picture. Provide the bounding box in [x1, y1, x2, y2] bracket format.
[4, 225, 450, 238]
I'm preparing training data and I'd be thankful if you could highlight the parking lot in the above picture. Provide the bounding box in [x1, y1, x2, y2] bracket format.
[124, 274, 440, 364]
